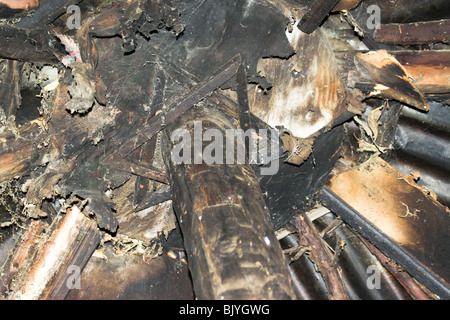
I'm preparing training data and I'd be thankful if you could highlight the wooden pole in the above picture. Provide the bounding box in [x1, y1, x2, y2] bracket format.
[161, 105, 295, 300]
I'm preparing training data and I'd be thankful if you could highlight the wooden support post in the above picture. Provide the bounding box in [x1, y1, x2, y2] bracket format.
[161, 105, 295, 300]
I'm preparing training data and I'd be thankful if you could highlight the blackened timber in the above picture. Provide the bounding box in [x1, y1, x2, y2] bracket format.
[358, 235, 432, 300]
[135, 186, 172, 212]
[161, 106, 295, 300]
[374, 20, 450, 45]
[41, 216, 102, 300]
[320, 178, 450, 300]
[15, 0, 82, 29]
[106, 158, 169, 184]
[0, 26, 63, 64]
[0, 59, 20, 119]
[298, 0, 340, 34]
[0, 122, 42, 183]
[100, 56, 241, 165]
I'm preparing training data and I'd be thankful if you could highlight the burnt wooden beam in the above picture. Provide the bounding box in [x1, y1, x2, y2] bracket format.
[133, 136, 160, 207]
[298, 0, 340, 34]
[105, 158, 169, 184]
[0, 219, 46, 298]
[332, 0, 361, 12]
[0, 59, 21, 119]
[352, 50, 429, 111]
[359, 0, 450, 24]
[374, 20, 450, 45]
[0, 26, 63, 63]
[4, 206, 101, 300]
[0, 122, 42, 183]
[15, 0, 82, 29]
[392, 50, 450, 94]
[100, 56, 241, 166]
[134, 185, 172, 212]
[41, 212, 101, 300]
[161, 106, 295, 300]
[373, 101, 403, 149]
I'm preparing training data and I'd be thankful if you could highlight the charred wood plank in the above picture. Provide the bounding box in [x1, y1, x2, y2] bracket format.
[5, 206, 101, 300]
[100, 56, 241, 166]
[0, 219, 46, 298]
[135, 185, 172, 212]
[111, 176, 176, 243]
[161, 106, 295, 300]
[374, 20, 450, 45]
[15, 0, 82, 29]
[358, 235, 433, 300]
[0, 26, 63, 63]
[332, 0, 361, 11]
[351, 50, 429, 111]
[105, 158, 168, 184]
[298, 0, 340, 34]
[358, 0, 450, 24]
[0, 122, 42, 183]
[392, 50, 450, 94]
[0, 59, 21, 119]
[41, 213, 101, 300]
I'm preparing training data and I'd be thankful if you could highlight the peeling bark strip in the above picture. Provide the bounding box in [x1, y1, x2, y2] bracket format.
[161, 106, 295, 300]
[290, 213, 349, 300]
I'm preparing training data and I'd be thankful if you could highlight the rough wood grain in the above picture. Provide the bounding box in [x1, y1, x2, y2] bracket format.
[161, 105, 295, 300]
[374, 20, 450, 45]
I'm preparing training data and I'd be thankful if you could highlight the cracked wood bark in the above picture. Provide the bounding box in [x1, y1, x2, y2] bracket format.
[161, 105, 295, 300]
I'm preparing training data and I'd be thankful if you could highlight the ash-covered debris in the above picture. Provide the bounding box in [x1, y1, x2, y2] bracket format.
[0, 0, 448, 301]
